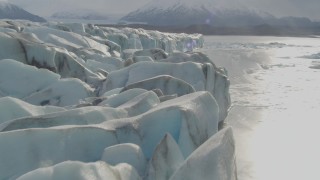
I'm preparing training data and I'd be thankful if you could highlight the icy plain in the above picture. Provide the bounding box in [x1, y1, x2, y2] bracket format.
[0, 20, 234, 180]
[201, 36, 320, 180]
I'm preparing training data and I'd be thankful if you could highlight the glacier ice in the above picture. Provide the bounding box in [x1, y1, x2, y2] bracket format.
[23, 78, 94, 107]
[116, 91, 160, 117]
[161, 51, 231, 122]
[0, 126, 119, 179]
[133, 49, 168, 61]
[0, 59, 60, 99]
[300, 52, 320, 59]
[99, 61, 208, 93]
[146, 134, 184, 180]
[0, 92, 219, 179]
[133, 56, 154, 63]
[0, 106, 127, 132]
[0, 31, 103, 85]
[169, 127, 237, 180]
[0, 59, 95, 107]
[22, 26, 111, 56]
[159, 94, 178, 102]
[99, 61, 229, 121]
[120, 75, 196, 97]
[101, 143, 147, 176]
[103, 91, 220, 158]
[114, 163, 142, 180]
[99, 88, 149, 107]
[0, 20, 234, 180]
[17, 161, 141, 180]
[0, 96, 65, 124]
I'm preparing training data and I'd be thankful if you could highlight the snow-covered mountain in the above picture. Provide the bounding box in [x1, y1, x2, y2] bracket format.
[0, 2, 46, 22]
[121, 0, 273, 26]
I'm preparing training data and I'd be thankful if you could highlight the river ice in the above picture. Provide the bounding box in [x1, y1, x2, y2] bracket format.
[201, 35, 320, 180]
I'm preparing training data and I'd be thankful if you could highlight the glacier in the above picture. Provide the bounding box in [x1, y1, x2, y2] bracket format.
[17, 161, 141, 180]
[0, 20, 235, 180]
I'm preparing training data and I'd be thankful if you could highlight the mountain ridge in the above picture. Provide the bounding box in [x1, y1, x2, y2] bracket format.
[120, 0, 267, 26]
[51, 9, 110, 20]
[120, 0, 319, 28]
[0, 2, 46, 22]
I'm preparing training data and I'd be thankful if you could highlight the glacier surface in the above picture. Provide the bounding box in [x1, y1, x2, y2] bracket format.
[0, 20, 234, 180]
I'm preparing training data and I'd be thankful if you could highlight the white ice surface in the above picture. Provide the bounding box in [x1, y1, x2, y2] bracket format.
[0, 92, 219, 179]
[117, 91, 160, 117]
[0, 59, 60, 98]
[170, 127, 237, 180]
[0, 106, 127, 132]
[102, 91, 220, 158]
[23, 26, 111, 56]
[100, 61, 207, 93]
[23, 78, 94, 107]
[0, 20, 233, 180]
[17, 161, 141, 180]
[99, 88, 148, 107]
[133, 49, 167, 61]
[0, 96, 65, 124]
[100, 61, 229, 121]
[0, 126, 118, 179]
[101, 143, 147, 176]
[120, 75, 196, 97]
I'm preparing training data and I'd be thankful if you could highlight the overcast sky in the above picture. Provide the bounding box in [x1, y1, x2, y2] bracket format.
[1, 0, 320, 21]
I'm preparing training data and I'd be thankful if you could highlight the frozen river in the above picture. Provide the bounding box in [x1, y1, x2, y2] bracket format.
[200, 36, 320, 180]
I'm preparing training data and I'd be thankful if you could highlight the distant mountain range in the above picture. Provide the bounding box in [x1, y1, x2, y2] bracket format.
[51, 9, 110, 20]
[0, 0, 318, 36]
[120, 0, 320, 29]
[0, 2, 46, 22]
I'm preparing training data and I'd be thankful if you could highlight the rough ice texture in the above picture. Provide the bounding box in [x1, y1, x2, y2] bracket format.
[0, 59, 94, 107]
[102, 91, 220, 159]
[0, 106, 127, 132]
[147, 134, 184, 180]
[23, 78, 94, 107]
[170, 127, 237, 180]
[0, 20, 234, 180]
[0, 92, 219, 179]
[101, 143, 147, 176]
[116, 91, 160, 117]
[120, 75, 196, 97]
[0, 59, 60, 99]
[133, 49, 168, 60]
[100, 89, 147, 106]
[99, 61, 229, 121]
[17, 161, 141, 180]
[0, 96, 65, 124]
[161, 51, 231, 122]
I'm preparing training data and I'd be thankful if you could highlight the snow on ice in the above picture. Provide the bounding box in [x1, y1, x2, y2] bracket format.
[0, 20, 235, 180]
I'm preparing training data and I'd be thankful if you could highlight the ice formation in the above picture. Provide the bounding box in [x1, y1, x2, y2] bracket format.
[17, 161, 141, 180]
[170, 127, 237, 180]
[0, 20, 235, 180]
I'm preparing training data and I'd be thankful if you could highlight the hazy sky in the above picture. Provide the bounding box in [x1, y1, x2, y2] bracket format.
[1, 0, 320, 20]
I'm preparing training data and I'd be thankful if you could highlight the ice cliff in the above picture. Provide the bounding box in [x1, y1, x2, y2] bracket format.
[0, 20, 234, 180]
